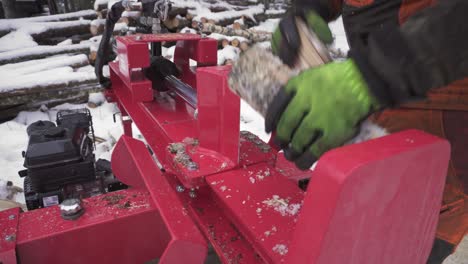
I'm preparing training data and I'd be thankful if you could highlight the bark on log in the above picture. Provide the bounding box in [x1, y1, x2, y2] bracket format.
[230, 38, 240, 47]
[0, 90, 96, 120]
[0, 80, 101, 106]
[164, 17, 191, 32]
[0, 10, 97, 38]
[48, 0, 59, 15]
[97, 9, 108, 19]
[26, 10, 97, 22]
[240, 41, 250, 52]
[39, 33, 93, 45]
[90, 20, 128, 36]
[0, 30, 10, 39]
[89, 50, 97, 64]
[32, 21, 92, 44]
[94, 2, 107, 12]
[90, 19, 106, 36]
[0, 44, 90, 65]
[253, 12, 285, 23]
[201, 23, 271, 43]
[1, 0, 20, 18]
[221, 39, 229, 48]
[168, 7, 188, 19]
[0, 54, 90, 76]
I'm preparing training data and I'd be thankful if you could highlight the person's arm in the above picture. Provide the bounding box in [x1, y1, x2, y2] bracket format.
[351, 0, 468, 106]
[265, 0, 468, 170]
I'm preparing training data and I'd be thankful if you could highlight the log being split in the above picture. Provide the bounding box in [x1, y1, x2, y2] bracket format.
[228, 18, 387, 147]
[228, 18, 332, 117]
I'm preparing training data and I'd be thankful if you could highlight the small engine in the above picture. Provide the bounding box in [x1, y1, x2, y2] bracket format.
[18, 109, 126, 211]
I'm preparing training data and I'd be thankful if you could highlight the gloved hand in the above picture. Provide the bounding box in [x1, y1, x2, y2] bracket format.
[271, 10, 333, 67]
[265, 59, 381, 170]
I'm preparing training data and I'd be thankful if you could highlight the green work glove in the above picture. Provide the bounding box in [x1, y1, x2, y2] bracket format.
[271, 10, 333, 67]
[265, 59, 381, 170]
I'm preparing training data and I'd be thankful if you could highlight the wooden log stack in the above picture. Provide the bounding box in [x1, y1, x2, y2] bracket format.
[0, 0, 291, 119]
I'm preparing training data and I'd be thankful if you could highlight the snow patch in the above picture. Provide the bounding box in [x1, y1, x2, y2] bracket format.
[329, 17, 349, 53]
[0, 10, 96, 32]
[217, 45, 240, 65]
[0, 43, 90, 63]
[88, 92, 106, 105]
[0, 31, 38, 53]
[57, 39, 73, 46]
[180, 27, 197, 34]
[0, 54, 88, 77]
[0, 68, 95, 92]
[251, 18, 280, 33]
[15, 110, 50, 126]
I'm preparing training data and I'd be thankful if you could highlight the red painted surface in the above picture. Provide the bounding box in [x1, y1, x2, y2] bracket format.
[0, 208, 19, 264]
[112, 136, 207, 264]
[207, 163, 305, 263]
[0, 32, 451, 264]
[15, 189, 170, 264]
[287, 130, 450, 264]
[197, 66, 240, 164]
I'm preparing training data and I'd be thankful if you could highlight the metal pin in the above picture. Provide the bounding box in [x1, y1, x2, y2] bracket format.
[187, 161, 199, 171]
[60, 198, 85, 220]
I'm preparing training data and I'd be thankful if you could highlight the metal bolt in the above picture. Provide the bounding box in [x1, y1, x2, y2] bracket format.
[8, 214, 15, 220]
[60, 198, 85, 220]
[5, 234, 15, 242]
[189, 189, 197, 198]
[176, 185, 185, 193]
[187, 161, 199, 171]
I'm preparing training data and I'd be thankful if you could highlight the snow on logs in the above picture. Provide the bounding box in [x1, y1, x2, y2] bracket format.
[0, 56, 100, 119]
[0, 44, 91, 65]
[0, 10, 97, 38]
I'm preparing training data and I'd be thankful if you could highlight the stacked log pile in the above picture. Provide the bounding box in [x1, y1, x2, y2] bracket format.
[0, 0, 290, 120]
[0, 9, 104, 120]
